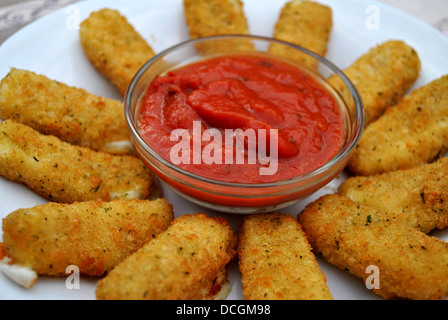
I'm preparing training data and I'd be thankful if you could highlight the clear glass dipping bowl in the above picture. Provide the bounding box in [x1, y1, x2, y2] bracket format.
[125, 35, 364, 214]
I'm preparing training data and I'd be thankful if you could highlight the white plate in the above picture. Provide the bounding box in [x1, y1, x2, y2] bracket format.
[0, 0, 447, 300]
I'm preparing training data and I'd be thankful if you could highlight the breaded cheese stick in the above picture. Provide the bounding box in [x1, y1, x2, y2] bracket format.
[327, 40, 421, 126]
[339, 157, 448, 233]
[183, 0, 253, 53]
[80, 9, 155, 96]
[238, 213, 332, 300]
[299, 194, 448, 300]
[0, 68, 131, 155]
[96, 213, 237, 300]
[0, 120, 153, 203]
[269, 0, 332, 70]
[0, 198, 173, 287]
[348, 75, 448, 176]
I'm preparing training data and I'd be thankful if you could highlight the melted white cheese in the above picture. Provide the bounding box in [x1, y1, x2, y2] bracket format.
[213, 280, 233, 300]
[103, 140, 133, 154]
[0, 257, 37, 289]
[110, 189, 142, 200]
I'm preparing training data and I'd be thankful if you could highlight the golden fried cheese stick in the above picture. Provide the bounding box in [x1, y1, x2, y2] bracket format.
[80, 8, 155, 97]
[0, 198, 173, 287]
[327, 40, 421, 126]
[184, 0, 250, 38]
[183, 0, 253, 53]
[269, 0, 332, 70]
[238, 213, 332, 300]
[0, 68, 131, 155]
[96, 213, 237, 300]
[299, 194, 448, 300]
[0, 120, 153, 203]
[339, 157, 448, 233]
[348, 75, 448, 176]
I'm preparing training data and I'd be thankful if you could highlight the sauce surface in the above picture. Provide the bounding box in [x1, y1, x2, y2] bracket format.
[138, 55, 345, 183]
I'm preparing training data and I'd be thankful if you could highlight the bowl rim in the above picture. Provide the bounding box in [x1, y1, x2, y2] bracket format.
[125, 34, 364, 189]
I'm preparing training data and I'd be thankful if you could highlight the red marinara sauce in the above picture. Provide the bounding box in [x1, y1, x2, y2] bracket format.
[138, 55, 345, 183]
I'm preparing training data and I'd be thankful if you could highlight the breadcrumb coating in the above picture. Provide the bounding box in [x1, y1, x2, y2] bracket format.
[328, 40, 421, 126]
[96, 213, 237, 300]
[238, 212, 332, 300]
[340, 157, 448, 233]
[0, 68, 131, 154]
[269, 0, 332, 70]
[348, 75, 448, 176]
[299, 194, 448, 300]
[0, 120, 153, 203]
[2, 198, 173, 277]
[183, 0, 253, 53]
[80, 8, 155, 96]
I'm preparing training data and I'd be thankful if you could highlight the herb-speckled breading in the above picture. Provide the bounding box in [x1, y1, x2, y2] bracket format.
[238, 212, 332, 300]
[2, 198, 173, 277]
[299, 194, 448, 300]
[0, 120, 153, 203]
[0, 68, 131, 155]
[183, 0, 253, 53]
[96, 213, 237, 300]
[184, 0, 249, 38]
[339, 157, 448, 233]
[328, 40, 421, 126]
[80, 8, 155, 96]
[348, 75, 448, 176]
[269, 0, 332, 70]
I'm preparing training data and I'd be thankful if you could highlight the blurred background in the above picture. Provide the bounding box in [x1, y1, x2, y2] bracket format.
[0, 0, 447, 44]
[0, 0, 80, 44]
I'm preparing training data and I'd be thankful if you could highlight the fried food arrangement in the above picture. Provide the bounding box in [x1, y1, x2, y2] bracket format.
[80, 8, 155, 96]
[348, 75, 448, 176]
[327, 40, 421, 126]
[305, 75, 448, 300]
[269, 0, 332, 70]
[183, 0, 253, 53]
[238, 213, 332, 300]
[299, 194, 448, 300]
[2, 1, 447, 301]
[0, 198, 173, 287]
[0, 68, 131, 155]
[339, 157, 448, 233]
[0, 120, 153, 203]
[96, 213, 237, 300]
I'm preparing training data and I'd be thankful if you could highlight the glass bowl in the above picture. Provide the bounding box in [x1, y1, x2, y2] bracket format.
[125, 35, 364, 214]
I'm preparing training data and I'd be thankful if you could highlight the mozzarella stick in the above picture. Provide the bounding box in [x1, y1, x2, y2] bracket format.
[269, 0, 332, 70]
[238, 213, 332, 300]
[0, 198, 173, 287]
[348, 75, 448, 176]
[80, 8, 155, 96]
[183, 0, 253, 53]
[0, 120, 153, 203]
[299, 194, 448, 300]
[96, 213, 237, 300]
[0, 68, 131, 155]
[339, 157, 448, 233]
[328, 40, 421, 126]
